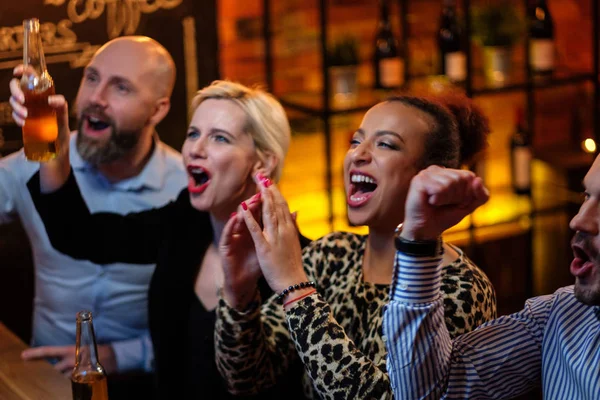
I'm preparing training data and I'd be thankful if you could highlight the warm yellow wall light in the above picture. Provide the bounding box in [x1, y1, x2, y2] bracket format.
[582, 138, 597, 154]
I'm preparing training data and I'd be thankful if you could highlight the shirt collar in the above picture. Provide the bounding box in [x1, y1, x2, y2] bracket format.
[69, 132, 167, 192]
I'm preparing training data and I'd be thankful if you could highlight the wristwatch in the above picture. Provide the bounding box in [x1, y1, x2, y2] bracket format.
[394, 223, 442, 256]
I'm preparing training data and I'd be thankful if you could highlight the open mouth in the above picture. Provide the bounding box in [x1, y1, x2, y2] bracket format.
[187, 165, 211, 194]
[86, 116, 110, 131]
[81, 112, 112, 137]
[348, 172, 378, 206]
[571, 243, 596, 278]
[573, 245, 590, 263]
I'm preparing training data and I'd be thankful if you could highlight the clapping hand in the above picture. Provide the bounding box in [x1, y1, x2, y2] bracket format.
[219, 185, 264, 309]
[239, 175, 308, 294]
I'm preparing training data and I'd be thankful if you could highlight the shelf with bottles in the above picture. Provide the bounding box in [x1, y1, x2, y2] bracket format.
[272, 0, 596, 113]
[277, 67, 595, 117]
[262, 0, 598, 232]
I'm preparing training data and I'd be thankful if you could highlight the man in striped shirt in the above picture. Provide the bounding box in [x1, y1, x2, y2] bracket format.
[384, 160, 600, 399]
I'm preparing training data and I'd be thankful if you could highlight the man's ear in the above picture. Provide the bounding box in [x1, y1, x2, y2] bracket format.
[149, 97, 171, 126]
[253, 151, 278, 179]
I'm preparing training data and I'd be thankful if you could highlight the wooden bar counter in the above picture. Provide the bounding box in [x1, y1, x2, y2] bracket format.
[0, 322, 71, 399]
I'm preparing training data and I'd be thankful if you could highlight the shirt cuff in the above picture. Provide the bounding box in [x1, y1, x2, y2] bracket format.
[111, 335, 154, 373]
[390, 248, 444, 304]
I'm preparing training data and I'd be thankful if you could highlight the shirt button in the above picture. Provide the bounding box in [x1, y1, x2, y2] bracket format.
[399, 283, 408, 290]
[382, 335, 387, 343]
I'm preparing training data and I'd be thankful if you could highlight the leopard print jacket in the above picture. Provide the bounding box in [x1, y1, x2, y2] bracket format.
[215, 232, 497, 399]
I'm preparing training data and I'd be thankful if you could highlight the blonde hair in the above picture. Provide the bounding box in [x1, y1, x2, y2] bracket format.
[190, 80, 291, 182]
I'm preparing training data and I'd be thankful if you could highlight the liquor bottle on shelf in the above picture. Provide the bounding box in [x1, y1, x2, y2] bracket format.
[528, 0, 554, 75]
[71, 311, 109, 400]
[510, 108, 532, 195]
[373, 0, 405, 90]
[438, 0, 466, 83]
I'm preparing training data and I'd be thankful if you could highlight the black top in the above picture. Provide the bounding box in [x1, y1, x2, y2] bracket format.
[28, 171, 310, 399]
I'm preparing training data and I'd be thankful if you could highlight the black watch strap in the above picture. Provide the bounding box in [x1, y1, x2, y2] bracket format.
[394, 224, 442, 256]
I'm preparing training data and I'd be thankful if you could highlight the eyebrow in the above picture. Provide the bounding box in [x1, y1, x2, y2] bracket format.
[355, 128, 405, 144]
[84, 67, 135, 87]
[187, 126, 234, 137]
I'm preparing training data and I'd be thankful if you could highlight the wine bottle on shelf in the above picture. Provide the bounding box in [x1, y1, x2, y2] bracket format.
[528, 0, 555, 75]
[510, 108, 532, 195]
[373, 0, 405, 90]
[438, 0, 466, 83]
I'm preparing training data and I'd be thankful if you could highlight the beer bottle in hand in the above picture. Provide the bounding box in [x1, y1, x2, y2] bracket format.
[71, 311, 109, 400]
[21, 18, 59, 161]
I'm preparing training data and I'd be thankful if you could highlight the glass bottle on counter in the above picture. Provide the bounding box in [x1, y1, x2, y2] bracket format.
[528, 0, 555, 75]
[373, 0, 405, 89]
[438, 0, 466, 83]
[71, 311, 109, 400]
[510, 108, 532, 195]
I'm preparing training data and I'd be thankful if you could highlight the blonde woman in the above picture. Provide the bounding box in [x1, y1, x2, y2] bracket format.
[26, 80, 309, 399]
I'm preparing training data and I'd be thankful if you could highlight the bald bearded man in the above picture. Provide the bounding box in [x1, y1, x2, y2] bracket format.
[4, 36, 186, 383]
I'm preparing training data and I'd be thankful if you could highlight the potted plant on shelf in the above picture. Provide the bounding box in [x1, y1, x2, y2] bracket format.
[328, 36, 359, 108]
[471, 2, 524, 87]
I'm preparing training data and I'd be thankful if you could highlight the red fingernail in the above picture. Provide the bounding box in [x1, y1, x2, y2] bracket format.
[241, 201, 248, 211]
[256, 172, 266, 181]
[230, 212, 237, 219]
[263, 178, 272, 188]
[248, 193, 260, 205]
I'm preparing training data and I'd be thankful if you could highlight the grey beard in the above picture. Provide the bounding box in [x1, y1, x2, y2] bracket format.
[76, 124, 140, 165]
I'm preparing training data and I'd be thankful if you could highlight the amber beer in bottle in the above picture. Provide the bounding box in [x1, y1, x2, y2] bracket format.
[71, 311, 109, 400]
[21, 18, 59, 161]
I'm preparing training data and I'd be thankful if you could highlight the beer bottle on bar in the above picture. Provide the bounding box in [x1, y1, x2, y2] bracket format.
[21, 18, 59, 162]
[71, 311, 109, 400]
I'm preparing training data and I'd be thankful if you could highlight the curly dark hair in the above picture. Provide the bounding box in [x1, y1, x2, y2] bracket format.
[386, 94, 490, 169]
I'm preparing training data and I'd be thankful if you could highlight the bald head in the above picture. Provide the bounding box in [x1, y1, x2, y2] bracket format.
[74, 36, 176, 167]
[93, 36, 176, 99]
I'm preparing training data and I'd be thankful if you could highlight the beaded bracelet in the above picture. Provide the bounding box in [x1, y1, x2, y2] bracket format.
[276, 281, 316, 304]
[283, 289, 317, 308]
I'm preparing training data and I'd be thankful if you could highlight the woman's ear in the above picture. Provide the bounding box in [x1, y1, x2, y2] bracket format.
[253, 151, 278, 179]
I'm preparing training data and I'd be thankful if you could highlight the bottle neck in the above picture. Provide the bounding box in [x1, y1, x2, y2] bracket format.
[74, 313, 101, 370]
[379, 0, 391, 27]
[23, 19, 48, 74]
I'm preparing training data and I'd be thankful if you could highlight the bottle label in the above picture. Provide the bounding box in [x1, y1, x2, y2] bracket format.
[445, 52, 466, 82]
[380, 58, 404, 88]
[530, 39, 554, 71]
[513, 147, 532, 190]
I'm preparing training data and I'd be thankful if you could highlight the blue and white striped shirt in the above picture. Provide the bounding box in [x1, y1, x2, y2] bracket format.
[383, 250, 600, 399]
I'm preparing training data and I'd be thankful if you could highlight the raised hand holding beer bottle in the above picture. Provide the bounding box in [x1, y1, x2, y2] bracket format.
[9, 19, 71, 192]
